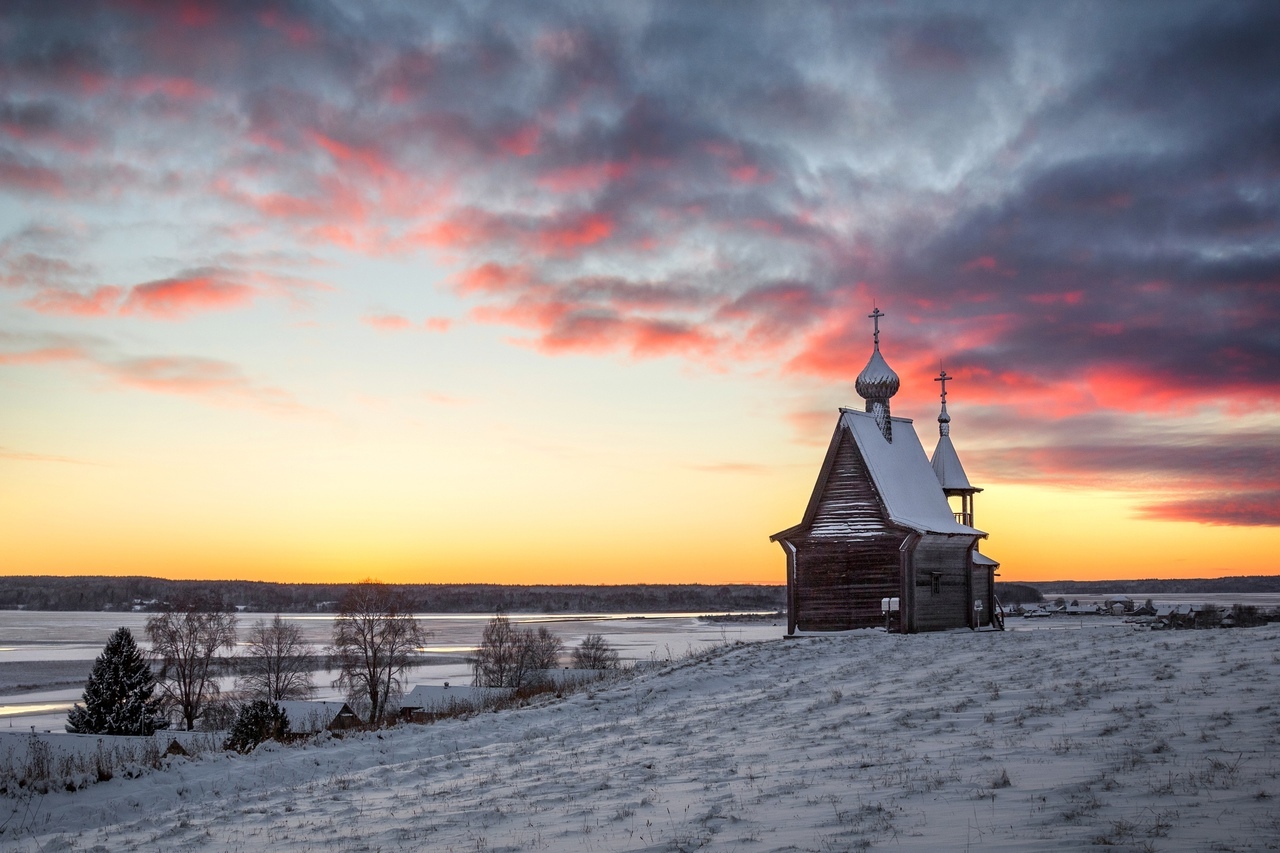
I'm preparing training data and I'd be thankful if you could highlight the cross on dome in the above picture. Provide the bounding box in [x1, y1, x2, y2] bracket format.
[869, 306, 884, 348]
[855, 305, 899, 442]
[935, 369, 952, 436]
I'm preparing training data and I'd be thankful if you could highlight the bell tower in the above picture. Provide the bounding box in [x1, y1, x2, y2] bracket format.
[930, 370, 982, 526]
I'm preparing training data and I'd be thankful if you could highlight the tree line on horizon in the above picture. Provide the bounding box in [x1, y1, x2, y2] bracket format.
[10, 575, 1267, 615]
[0, 577, 788, 614]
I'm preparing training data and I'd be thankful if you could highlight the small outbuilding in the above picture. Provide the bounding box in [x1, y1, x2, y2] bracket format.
[275, 700, 362, 733]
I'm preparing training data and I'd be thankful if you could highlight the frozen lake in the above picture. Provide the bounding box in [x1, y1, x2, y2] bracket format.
[0, 610, 783, 731]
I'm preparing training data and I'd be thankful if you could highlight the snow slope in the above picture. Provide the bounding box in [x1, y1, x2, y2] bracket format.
[4, 624, 1279, 852]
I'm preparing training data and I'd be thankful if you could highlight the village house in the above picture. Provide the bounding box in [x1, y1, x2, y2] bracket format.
[771, 308, 1000, 634]
[276, 700, 362, 734]
[398, 683, 509, 722]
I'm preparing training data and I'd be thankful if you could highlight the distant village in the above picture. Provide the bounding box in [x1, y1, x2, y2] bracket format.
[1009, 596, 1277, 630]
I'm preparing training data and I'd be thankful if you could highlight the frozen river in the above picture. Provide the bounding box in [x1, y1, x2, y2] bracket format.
[5, 591, 1271, 733]
[0, 610, 783, 732]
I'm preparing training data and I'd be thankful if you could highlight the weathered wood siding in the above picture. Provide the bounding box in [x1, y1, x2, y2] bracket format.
[911, 535, 974, 632]
[806, 431, 893, 540]
[973, 561, 992, 627]
[793, 540, 901, 630]
[792, 430, 906, 631]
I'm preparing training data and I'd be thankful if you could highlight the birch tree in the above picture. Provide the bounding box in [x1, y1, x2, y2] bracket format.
[331, 581, 427, 725]
[146, 603, 237, 731]
[238, 614, 315, 702]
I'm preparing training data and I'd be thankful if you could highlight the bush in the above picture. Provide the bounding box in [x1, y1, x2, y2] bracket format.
[225, 701, 289, 753]
[571, 633, 620, 670]
[471, 614, 564, 689]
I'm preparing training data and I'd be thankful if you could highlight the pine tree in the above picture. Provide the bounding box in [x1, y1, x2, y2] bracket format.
[225, 700, 289, 753]
[66, 627, 168, 735]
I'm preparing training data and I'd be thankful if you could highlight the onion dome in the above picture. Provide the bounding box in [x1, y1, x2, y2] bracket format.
[856, 307, 898, 442]
[855, 347, 900, 402]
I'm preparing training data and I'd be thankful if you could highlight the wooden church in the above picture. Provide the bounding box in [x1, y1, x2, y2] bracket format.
[771, 308, 1000, 634]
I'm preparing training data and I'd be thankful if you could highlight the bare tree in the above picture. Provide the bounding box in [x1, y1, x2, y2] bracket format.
[471, 612, 521, 689]
[146, 603, 237, 731]
[471, 614, 563, 689]
[331, 581, 428, 725]
[571, 633, 620, 670]
[525, 626, 564, 671]
[238, 614, 315, 702]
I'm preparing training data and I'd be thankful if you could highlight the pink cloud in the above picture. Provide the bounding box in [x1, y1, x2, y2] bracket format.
[535, 161, 632, 193]
[1027, 290, 1084, 306]
[532, 212, 614, 253]
[424, 317, 451, 332]
[0, 345, 88, 365]
[23, 286, 124, 316]
[498, 123, 541, 157]
[0, 159, 65, 195]
[121, 274, 256, 319]
[123, 75, 215, 102]
[454, 262, 531, 295]
[363, 314, 414, 332]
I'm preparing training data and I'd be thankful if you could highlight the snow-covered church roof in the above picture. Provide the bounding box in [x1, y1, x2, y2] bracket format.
[930, 433, 973, 491]
[927, 370, 979, 493]
[838, 408, 982, 536]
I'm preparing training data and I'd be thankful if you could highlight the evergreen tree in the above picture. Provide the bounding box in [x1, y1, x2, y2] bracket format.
[225, 700, 289, 753]
[66, 627, 168, 735]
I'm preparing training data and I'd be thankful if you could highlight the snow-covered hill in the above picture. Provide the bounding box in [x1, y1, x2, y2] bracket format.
[5, 624, 1278, 851]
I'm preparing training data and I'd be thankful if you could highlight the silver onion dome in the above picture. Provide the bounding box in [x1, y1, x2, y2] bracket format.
[855, 347, 900, 402]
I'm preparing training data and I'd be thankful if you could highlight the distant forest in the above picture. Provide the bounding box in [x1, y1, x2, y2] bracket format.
[0, 576, 788, 614]
[1034, 576, 1280, 595]
[4, 575, 1268, 614]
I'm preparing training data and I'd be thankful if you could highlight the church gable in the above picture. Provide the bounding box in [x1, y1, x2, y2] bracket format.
[805, 428, 895, 540]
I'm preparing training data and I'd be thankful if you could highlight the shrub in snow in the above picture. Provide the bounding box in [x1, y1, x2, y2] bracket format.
[571, 634, 620, 670]
[66, 627, 168, 736]
[471, 613, 565, 689]
[225, 701, 290, 753]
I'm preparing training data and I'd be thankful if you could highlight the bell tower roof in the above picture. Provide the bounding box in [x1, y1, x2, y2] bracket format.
[930, 369, 977, 493]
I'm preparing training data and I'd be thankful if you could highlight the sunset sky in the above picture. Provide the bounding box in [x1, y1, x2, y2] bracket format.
[2, 1, 1278, 586]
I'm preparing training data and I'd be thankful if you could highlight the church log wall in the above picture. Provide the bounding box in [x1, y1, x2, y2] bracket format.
[911, 536, 976, 632]
[794, 538, 902, 630]
[792, 430, 905, 630]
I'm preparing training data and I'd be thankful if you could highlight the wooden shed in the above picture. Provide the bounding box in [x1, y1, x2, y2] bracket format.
[771, 309, 999, 634]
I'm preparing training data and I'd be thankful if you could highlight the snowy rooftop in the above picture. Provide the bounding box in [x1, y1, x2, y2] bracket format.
[401, 684, 508, 711]
[930, 433, 974, 491]
[276, 701, 357, 732]
[840, 409, 982, 536]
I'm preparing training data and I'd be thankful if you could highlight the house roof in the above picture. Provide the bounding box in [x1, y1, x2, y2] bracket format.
[276, 700, 357, 732]
[972, 550, 999, 567]
[402, 684, 508, 710]
[773, 409, 984, 540]
[930, 434, 975, 491]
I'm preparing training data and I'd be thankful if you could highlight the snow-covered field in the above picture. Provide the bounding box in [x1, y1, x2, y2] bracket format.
[4, 623, 1279, 852]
